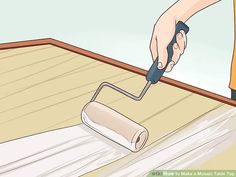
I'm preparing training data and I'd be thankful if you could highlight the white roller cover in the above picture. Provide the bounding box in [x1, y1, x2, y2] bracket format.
[81, 101, 149, 152]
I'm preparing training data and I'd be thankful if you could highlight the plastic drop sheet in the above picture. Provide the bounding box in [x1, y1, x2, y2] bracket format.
[105, 106, 236, 177]
[0, 124, 129, 177]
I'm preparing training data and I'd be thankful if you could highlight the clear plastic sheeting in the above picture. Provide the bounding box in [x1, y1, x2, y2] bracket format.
[106, 105, 236, 177]
[0, 124, 129, 177]
[0, 105, 235, 177]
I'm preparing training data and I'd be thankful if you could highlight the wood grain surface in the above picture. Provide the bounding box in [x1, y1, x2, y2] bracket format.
[0, 40, 235, 176]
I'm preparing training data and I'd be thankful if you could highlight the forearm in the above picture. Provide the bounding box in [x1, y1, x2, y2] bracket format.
[168, 0, 221, 22]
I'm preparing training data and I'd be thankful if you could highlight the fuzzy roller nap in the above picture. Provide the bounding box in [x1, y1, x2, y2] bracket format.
[81, 21, 189, 152]
[82, 102, 148, 152]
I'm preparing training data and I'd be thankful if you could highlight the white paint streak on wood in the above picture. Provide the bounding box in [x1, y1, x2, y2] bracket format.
[0, 125, 129, 177]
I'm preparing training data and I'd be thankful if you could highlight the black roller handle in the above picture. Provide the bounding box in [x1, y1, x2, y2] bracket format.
[146, 21, 189, 84]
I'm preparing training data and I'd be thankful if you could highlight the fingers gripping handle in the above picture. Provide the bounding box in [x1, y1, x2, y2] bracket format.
[146, 21, 189, 84]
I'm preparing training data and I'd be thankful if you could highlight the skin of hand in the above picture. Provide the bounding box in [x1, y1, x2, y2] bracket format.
[150, 0, 221, 72]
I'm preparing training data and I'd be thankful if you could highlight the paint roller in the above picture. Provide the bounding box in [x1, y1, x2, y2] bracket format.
[81, 21, 189, 152]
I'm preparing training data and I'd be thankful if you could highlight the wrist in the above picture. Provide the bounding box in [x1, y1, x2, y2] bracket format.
[168, 0, 190, 22]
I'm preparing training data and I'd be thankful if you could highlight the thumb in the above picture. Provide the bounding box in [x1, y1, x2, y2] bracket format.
[157, 42, 168, 69]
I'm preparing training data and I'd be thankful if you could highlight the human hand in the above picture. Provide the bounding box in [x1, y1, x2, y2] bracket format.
[150, 13, 187, 72]
[149, 0, 220, 72]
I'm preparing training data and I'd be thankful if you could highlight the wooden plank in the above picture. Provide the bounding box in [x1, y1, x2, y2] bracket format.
[0, 71, 135, 142]
[0, 44, 52, 62]
[0, 46, 69, 78]
[1, 39, 235, 106]
[0, 45, 222, 146]
[0, 40, 235, 175]
[0, 49, 10, 54]
[50, 39, 236, 107]
[0, 47, 138, 142]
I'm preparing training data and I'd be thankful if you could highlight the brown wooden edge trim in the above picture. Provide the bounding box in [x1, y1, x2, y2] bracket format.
[1, 38, 236, 107]
[0, 38, 52, 50]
